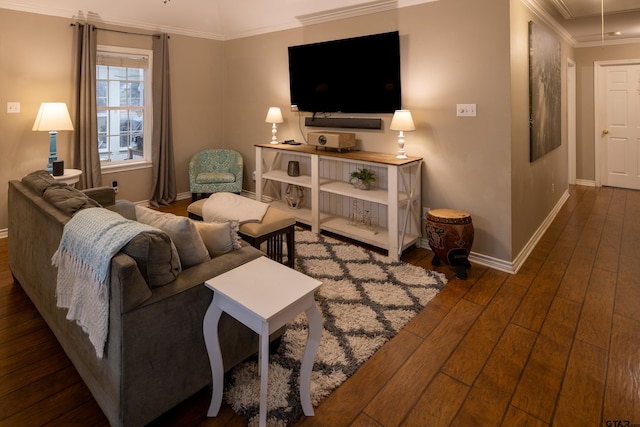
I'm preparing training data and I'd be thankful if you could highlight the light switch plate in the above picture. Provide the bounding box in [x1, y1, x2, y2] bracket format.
[457, 104, 476, 117]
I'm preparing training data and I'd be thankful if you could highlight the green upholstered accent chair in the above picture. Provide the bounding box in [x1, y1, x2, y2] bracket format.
[189, 149, 243, 201]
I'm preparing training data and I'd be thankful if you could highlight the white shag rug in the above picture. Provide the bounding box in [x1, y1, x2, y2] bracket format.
[224, 228, 448, 426]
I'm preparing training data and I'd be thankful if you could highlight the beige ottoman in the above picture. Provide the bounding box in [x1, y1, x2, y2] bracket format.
[188, 199, 296, 268]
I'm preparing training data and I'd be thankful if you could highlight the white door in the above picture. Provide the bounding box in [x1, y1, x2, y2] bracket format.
[599, 63, 640, 189]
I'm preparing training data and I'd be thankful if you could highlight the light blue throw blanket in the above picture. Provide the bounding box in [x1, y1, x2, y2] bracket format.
[52, 207, 160, 358]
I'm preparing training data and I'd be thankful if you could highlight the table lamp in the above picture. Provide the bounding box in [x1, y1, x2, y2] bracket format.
[390, 110, 416, 159]
[265, 107, 283, 144]
[33, 102, 74, 172]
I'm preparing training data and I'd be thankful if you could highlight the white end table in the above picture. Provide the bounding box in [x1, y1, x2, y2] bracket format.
[203, 256, 322, 427]
[51, 168, 82, 186]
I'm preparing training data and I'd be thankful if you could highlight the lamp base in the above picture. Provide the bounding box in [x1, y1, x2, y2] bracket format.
[45, 131, 58, 173]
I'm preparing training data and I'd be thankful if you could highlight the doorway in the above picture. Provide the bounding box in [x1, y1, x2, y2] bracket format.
[594, 60, 640, 190]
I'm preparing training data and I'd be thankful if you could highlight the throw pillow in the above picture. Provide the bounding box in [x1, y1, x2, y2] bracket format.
[121, 230, 181, 288]
[135, 206, 210, 268]
[107, 200, 137, 221]
[21, 170, 65, 194]
[43, 185, 101, 215]
[194, 220, 242, 257]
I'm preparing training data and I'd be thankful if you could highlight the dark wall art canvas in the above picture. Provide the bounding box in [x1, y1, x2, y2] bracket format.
[528, 21, 561, 162]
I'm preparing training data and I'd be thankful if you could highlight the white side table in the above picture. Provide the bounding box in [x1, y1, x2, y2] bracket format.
[51, 168, 82, 186]
[203, 256, 322, 427]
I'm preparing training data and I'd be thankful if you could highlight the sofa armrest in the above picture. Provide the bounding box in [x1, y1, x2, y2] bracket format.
[82, 186, 116, 207]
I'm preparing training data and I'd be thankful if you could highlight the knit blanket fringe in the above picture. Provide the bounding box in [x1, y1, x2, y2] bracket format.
[52, 207, 159, 358]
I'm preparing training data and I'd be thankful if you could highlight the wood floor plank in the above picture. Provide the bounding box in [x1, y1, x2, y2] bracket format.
[461, 268, 509, 306]
[555, 252, 594, 303]
[501, 405, 548, 427]
[593, 207, 622, 273]
[0, 365, 82, 420]
[0, 381, 94, 427]
[511, 297, 581, 423]
[442, 281, 527, 385]
[363, 299, 483, 426]
[603, 315, 640, 423]
[615, 255, 640, 323]
[452, 324, 537, 426]
[575, 267, 616, 349]
[298, 329, 422, 426]
[400, 373, 468, 427]
[553, 339, 607, 426]
[510, 264, 566, 332]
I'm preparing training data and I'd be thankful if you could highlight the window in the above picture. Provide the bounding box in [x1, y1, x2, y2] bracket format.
[96, 46, 152, 167]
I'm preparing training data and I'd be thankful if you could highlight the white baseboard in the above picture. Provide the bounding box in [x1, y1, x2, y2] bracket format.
[0, 229, 7, 239]
[575, 179, 596, 187]
[419, 238, 516, 274]
[419, 189, 570, 275]
[509, 189, 570, 274]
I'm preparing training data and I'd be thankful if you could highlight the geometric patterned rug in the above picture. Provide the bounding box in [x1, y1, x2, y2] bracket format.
[224, 228, 448, 426]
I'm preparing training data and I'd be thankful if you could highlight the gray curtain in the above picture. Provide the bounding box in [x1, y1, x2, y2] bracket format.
[149, 33, 177, 207]
[72, 23, 102, 189]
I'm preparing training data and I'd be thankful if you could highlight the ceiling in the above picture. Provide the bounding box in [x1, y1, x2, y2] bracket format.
[0, 0, 639, 45]
[538, 0, 640, 44]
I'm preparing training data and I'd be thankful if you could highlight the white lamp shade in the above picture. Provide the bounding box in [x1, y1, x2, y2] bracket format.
[390, 110, 416, 132]
[32, 102, 74, 132]
[265, 107, 283, 124]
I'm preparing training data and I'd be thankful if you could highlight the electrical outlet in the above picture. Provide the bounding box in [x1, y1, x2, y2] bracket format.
[252, 171, 256, 181]
[112, 180, 119, 194]
[7, 102, 20, 114]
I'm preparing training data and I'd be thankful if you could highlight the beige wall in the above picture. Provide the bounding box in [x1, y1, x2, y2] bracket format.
[224, 0, 516, 262]
[509, 0, 573, 258]
[0, 9, 223, 231]
[574, 43, 640, 183]
[0, 0, 580, 265]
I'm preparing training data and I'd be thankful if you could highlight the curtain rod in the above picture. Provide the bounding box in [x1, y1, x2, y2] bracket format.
[70, 23, 162, 38]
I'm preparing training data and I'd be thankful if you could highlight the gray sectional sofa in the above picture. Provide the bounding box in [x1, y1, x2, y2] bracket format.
[7, 172, 282, 426]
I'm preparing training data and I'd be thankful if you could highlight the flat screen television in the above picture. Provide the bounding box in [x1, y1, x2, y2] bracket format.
[288, 31, 401, 114]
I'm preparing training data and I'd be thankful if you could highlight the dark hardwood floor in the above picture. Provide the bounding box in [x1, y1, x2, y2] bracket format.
[1, 185, 639, 426]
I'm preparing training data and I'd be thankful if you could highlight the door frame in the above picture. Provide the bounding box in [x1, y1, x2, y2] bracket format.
[567, 58, 576, 185]
[594, 59, 640, 187]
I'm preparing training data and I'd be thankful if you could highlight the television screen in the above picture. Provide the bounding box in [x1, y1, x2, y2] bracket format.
[288, 31, 401, 114]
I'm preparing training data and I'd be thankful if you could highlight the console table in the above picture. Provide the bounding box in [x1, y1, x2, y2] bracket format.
[255, 144, 422, 261]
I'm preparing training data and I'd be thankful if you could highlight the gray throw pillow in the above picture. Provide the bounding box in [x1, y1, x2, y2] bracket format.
[134, 206, 211, 269]
[121, 230, 181, 288]
[43, 185, 101, 215]
[22, 170, 65, 194]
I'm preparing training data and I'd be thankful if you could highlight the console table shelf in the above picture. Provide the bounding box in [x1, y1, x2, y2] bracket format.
[256, 144, 423, 261]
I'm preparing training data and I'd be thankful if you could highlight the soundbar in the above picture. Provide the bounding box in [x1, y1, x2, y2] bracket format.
[304, 117, 382, 130]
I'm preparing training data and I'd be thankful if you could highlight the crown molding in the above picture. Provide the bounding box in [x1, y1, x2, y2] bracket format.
[0, 1, 226, 40]
[520, 0, 576, 46]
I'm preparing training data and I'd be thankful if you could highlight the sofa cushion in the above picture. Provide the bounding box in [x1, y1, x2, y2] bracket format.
[43, 185, 101, 215]
[196, 171, 236, 184]
[135, 206, 210, 268]
[21, 169, 64, 194]
[120, 231, 181, 287]
[194, 220, 242, 257]
[107, 200, 137, 221]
